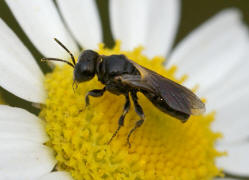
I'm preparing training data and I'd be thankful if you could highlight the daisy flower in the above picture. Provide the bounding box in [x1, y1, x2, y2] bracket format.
[0, 0, 249, 179]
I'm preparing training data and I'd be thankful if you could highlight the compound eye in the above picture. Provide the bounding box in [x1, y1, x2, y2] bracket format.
[74, 63, 95, 82]
[84, 70, 94, 77]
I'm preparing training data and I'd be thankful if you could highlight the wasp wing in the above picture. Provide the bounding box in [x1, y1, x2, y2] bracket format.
[119, 60, 205, 116]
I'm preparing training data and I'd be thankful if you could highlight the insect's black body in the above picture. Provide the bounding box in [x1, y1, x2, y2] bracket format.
[142, 91, 190, 121]
[42, 38, 206, 147]
[96, 55, 190, 121]
[96, 55, 140, 95]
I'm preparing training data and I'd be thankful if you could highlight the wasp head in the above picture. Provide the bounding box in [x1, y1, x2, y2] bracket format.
[73, 50, 99, 83]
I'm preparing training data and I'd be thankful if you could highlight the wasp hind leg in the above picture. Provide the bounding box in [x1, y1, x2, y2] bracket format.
[127, 91, 145, 148]
[107, 94, 130, 145]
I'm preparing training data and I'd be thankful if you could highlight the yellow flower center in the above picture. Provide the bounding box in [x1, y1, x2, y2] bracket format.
[40, 42, 223, 180]
[0, 92, 5, 104]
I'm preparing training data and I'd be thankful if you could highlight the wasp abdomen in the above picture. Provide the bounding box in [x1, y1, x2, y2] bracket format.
[141, 90, 190, 122]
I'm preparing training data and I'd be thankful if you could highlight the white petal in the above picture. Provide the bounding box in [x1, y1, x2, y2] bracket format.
[0, 142, 56, 180]
[143, 0, 180, 58]
[0, 106, 55, 179]
[56, 0, 102, 50]
[0, 19, 45, 103]
[5, 0, 79, 59]
[217, 143, 249, 176]
[208, 89, 249, 145]
[201, 53, 249, 103]
[167, 9, 249, 92]
[38, 172, 73, 180]
[110, 0, 180, 57]
[0, 105, 48, 143]
[200, 55, 249, 144]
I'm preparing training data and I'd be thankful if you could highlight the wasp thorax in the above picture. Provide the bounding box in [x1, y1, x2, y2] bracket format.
[74, 50, 99, 82]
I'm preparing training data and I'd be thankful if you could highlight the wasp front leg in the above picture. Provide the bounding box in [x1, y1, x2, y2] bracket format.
[127, 91, 145, 148]
[85, 87, 106, 107]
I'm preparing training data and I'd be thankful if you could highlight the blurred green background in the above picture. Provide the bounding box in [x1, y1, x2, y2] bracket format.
[0, 1, 249, 178]
[0, 0, 249, 115]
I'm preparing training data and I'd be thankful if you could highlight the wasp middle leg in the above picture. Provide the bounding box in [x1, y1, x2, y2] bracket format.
[108, 94, 130, 144]
[127, 91, 145, 148]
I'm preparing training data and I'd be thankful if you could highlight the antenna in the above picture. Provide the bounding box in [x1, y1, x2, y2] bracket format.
[41, 38, 76, 68]
[54, 38, 76, 65]
[41, 58, 74, 68]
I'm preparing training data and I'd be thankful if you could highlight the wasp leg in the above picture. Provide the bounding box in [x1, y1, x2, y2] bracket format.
[107, 94, 130, 145]
[85, 87, 106, 107]
[127, 91, 145, 148]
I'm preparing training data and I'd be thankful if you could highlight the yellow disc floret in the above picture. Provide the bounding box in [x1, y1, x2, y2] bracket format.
[0, 91, 5, 104]
[40, 42, 223, 180]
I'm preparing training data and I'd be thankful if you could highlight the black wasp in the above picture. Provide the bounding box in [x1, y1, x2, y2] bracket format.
[42, 38, 205, 147]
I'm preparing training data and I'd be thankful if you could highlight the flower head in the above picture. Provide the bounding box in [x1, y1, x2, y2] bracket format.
[40, 42, 223, 179]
